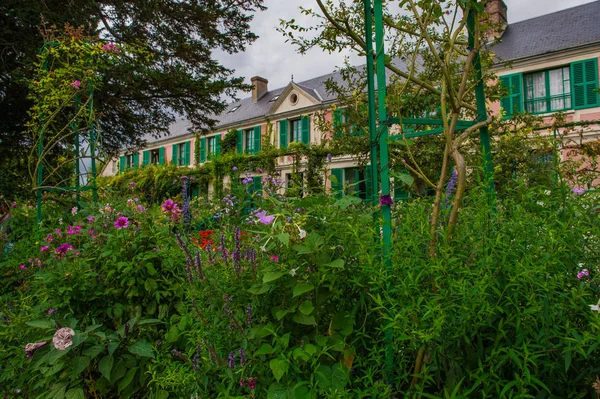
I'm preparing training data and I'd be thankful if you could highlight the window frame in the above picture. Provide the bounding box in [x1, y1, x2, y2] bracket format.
[290, 118, 302, 143]
[245, 128, 255, 153]
[523, 66, 572, 114]
[126, 154, 134, 168]
[150, 149, 160, 165]
[207, 136, 217, 157]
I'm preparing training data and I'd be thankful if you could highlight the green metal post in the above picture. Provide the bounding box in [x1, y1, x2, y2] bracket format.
[88, 86, 98, 202]
[467, 6, 495, 197]
[364, 0, 379, 205]
[74, 95, 81, 209]
[373, 0, 394, 382]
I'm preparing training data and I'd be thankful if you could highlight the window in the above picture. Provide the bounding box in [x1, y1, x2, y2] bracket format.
[500, 58, 599, 117]
[119, 152, 138, 172]
[178, 144, 186, 165]
[126, 154, 135, 168]
[524, 67, 571, 113]
[208, 136, 217, 157]
[245, 128, 255, 153]
[290, 119, 302, 143]
[150, 149, 160, 164]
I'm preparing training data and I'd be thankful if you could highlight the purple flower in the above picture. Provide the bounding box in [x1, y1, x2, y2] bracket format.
[327, 153, 332, 162]
[24, 342, 48, 359]
[446, 168, 458, 197]
[256, 211, 275, 225]
[114, 217, 129, 229]
[578, 269, 590, 280]
[256, 167, 263, 173]
[379, 194, 393, 207]
[180, 175, 189, 180]
[270, 255, 279, 262]
[239, 347, 246, 367]
[232, 166, 238, 171]
[246, 304, 252, 326]
[136, 205, 145, 213]
[572, 187, 585, 195]
[55, 243, 74, 255]
[40, 246, 50, 253]
[87, 216, 95, 223]
[47, 308, 55, 315]
[228, 351, 236, 369]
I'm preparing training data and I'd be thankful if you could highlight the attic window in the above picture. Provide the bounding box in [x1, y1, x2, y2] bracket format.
[228, 105, 241, 113]
[289, 93, 299, 105]
[268, 95, 280, 103]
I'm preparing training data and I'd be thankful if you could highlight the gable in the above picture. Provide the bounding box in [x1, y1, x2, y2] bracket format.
[267, 83, 321, 116]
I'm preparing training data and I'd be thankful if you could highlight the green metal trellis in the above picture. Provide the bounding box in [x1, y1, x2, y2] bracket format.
[35, 41, 99, 225]
[362, 0, 495, 382]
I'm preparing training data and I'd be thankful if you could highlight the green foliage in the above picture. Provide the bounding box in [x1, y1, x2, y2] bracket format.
[221, 129, 239, 155]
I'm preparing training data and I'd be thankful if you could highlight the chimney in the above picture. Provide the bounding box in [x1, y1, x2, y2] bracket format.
[484, 0, 507, 40]
[251, 76, 268, 102]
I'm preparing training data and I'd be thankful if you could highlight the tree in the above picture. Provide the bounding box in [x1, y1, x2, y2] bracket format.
[280, 0, 499, 246]
[0, 0, 266, 199]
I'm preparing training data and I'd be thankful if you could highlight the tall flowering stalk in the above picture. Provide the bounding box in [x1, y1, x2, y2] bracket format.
[181, 180, 192, 225]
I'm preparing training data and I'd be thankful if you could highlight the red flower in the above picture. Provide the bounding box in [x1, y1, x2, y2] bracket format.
[199, 230, 213, 238]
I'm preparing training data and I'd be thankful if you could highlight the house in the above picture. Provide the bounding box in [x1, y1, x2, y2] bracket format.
[102, 0, 600, 195]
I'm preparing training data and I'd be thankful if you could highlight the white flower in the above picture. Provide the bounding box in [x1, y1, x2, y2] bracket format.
[58, 217, 63, 225]
[537, 201, 545, 207]
[544, 190, 551, 196]
[298, 227, 307, 239]
[289, 268, 298, 277]
[52, 327, 75, 350]
[590, 304, 600, 312]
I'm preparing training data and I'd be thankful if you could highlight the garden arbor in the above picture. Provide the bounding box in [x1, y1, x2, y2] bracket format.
[361, 0, 495, 379]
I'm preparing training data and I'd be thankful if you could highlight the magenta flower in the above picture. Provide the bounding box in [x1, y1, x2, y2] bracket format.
[67, 225, 81, 235]
[256, 211, 275, 225]
[102, 42, 119, 53]
[578, 269, 590, 280]
[45, 233, 54, 243]
[161, 199, 176, 212]
[70, 80, 81, 89]
[55, 243, 74, 255]
[379, 194, 393, 206]
[47, 308, 55, 315]
[20, 264, 26, 270]
[114, 216, 129, 229]
[572, 187, 585, 195]
[270, 255, 279, 262]
[136, 205, 145, 213]
[40, 246, 50, 253]
[87, 216, 95, 223]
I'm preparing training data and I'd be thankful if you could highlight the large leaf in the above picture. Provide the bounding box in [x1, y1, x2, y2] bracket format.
[299, 301, 314, 315]
[26, 319, 55, 329]
[118, 367, 138, 393]
[127, 340, 154, 358]
[267, 383, 289, 399]
[255, 343, 275, 356]
[323, 259, 344, 269]
[99, 355, 114, 381]
[293, 282, 314, 298]
[65, 388, 85, 399]
[276, 233, 290, 247]
[263, 271, 286, 283]
[269, 357, 289, 382]
[293, 312, 316, 325]
[71, 356, 91, 376]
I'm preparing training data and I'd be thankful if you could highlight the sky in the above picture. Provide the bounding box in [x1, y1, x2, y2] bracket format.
[215, 0, 596, 101]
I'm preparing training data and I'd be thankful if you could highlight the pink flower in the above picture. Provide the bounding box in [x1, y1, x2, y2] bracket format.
[578, 269, 590, 280]
[89, 229, 94, 235]
[46, 233, 54, 243]
[136, 205, 145, 213]
[10, 202, 17, 208]
[52, 327, 75, 350]
[67, 225, 81, 235]
[55, 229, 61, 234]
[20, 264, 26, 270]
[40, 246, 50, 253]
[25, 341, 48, 359]
[572, 187, 585, 195]
[55, 243, 74, 255]
[256, 211, 275, 225]
[270, 255, 279, 262]
[114, 217, 129, 229]
[71, 207, 77, 216]
[70, 80, 81, 89]
[47, 308, 55, 315]
[87, 216, 95, 223]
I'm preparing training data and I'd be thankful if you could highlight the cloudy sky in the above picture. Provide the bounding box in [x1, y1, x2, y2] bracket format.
[215, 0, 595, 101]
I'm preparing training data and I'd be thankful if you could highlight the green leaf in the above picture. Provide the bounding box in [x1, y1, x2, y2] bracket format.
[108, 341, 119, 356]
[315, 364, 331, 389]
[394, 172, 414, 186]
[26, 319, 55, 329]
[255, 343, 275, 355]
[299, 301, 314, 315]
[293, 312, 316, 325]
[144, 278, 158, 292]
[263, 271, 286, 283]
[331, 363, 349, 390]
[71, 356, 91, 376]
[47, 383, 67, 399]
[293, 282, 314, 297]
[127, 340, 154, 358]
[118, 367, 137, 393]
[65, 388, 85, 399]
[267, 383, 289, 399]
[82, 344, 104, 359]
[248, 283, 271, 295]
[276, 233, 290, 247]
[304, 344, 317, 356]
[323, 259, 344, 269]
[99, 355, 114, 381]
[137, 318, 164, 327]
[270, 357, 289, 382]
[293, 347, 310, 362]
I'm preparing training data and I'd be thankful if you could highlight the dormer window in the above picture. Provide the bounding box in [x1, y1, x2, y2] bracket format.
[268, 95, 280, 103]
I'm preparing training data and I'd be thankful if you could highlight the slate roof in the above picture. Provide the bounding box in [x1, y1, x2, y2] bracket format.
[493, 1, 600, 63]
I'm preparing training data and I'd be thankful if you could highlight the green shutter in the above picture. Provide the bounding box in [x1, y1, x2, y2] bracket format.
[172, 144, 179, 165]
[279, 120, 288, 149]
[200, 138, 206, 163]
[119, 155, 125, 172]
[301, 115, 310, 144]
[236, 130, 243, 154]
[184, 141, 191, 165]
[215, 134, 221, 156]
[330, 168, 343, 199]
[159, 147, 165, 165]
[142, 150, 150, 166]
[252, 176, 262, 195]
[571, 58, 599, 109]
[333, 109, 343, 137]
[500, 73, 523, 116]
[192, 184, 199, 198]
[253, 126, 261, 154]
[132, 152, 139, 168]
